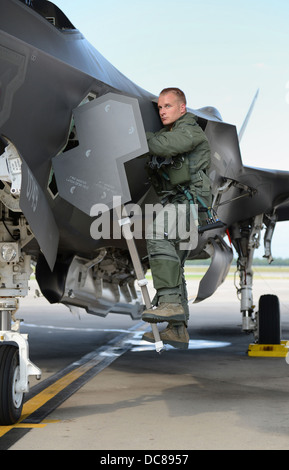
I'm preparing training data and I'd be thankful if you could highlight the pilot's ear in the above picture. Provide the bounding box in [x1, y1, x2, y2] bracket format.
[180, 103, 186, 114]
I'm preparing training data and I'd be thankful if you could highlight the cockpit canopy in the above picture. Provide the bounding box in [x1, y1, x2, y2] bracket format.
[19, 0, 75, 30]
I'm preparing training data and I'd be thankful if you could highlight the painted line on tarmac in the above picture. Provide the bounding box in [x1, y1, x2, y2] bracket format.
[22, 323, 138, 334]
[0, 321, 147, 449]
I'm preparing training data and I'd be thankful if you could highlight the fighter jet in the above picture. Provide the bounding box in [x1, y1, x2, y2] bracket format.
[0, 0, 289, 424]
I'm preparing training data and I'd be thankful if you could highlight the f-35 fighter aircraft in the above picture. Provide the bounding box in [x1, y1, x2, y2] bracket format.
[0, 0, 289, 424]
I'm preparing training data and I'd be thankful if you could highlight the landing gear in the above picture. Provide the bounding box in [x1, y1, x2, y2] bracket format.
[0, 139, 42, 425]
[0, 345, 23, 425]
[258, 294, 281, 345]
[0, 304, 41, 425]
[232, 215, 264, 336]
[230, 214, 282, 345]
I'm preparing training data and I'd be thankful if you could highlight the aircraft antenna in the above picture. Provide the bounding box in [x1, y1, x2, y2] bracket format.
[238, 89, 259, 142]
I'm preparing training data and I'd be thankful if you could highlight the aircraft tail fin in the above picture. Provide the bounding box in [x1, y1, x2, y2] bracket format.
[238, 89, 259, 142]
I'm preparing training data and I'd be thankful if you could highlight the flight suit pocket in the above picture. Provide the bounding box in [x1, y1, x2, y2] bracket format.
[165, 158, 191, 186]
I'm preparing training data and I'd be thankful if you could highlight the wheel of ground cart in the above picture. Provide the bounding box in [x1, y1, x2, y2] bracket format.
[0, 345, 24, 425]
[258, 294, 281, 345]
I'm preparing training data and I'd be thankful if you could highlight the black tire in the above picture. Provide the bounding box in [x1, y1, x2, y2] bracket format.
[0, 345, 24, 425]
[258, 294, 281, 344]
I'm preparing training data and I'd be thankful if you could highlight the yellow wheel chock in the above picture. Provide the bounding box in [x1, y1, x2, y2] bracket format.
[248, 341, 289, 357]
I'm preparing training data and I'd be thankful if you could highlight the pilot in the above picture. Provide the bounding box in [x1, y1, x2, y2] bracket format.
[142, 88, 212, 349]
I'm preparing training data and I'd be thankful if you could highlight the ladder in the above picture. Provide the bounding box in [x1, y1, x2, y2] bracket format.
[115, 205, 164, 353]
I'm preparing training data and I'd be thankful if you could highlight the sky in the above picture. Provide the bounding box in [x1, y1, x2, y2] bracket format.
[54, 0, 289, 258]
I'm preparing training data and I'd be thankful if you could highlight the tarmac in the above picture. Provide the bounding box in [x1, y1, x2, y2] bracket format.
[2, 270, 289, 450]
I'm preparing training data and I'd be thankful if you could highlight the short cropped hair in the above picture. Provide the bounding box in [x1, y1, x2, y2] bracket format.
[159, 88, 187, 105]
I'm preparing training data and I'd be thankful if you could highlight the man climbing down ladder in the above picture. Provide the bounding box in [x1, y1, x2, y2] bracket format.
[141, 88, 212, 350]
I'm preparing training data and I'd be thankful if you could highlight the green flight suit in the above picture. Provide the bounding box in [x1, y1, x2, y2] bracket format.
[146, 112, 211, 322]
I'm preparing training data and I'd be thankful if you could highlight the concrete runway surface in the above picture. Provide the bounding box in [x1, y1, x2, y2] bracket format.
[2, 270, 289, 450]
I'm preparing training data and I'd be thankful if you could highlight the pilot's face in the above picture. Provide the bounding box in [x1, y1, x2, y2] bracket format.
[158, 92, 186, 127]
